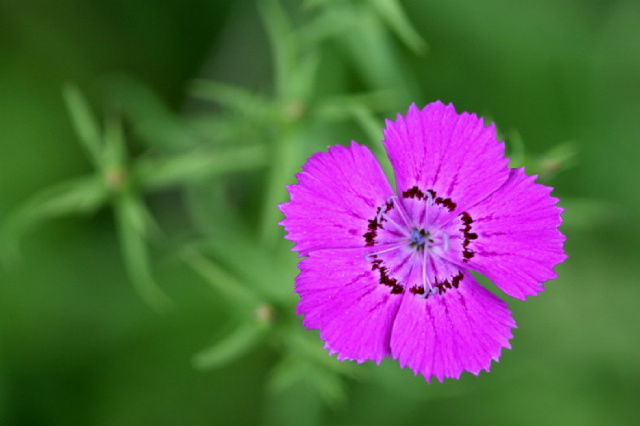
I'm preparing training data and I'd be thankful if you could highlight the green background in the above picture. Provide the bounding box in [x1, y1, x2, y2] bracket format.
[1, 0, 639, 425]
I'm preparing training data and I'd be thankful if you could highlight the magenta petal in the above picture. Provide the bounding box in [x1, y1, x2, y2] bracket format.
[382, 102, 510, 210]
[296, 248, 403, 363]
[390, 272, 516, 383]
[280, 142, 394, 256]
[464, 168, 567, 300]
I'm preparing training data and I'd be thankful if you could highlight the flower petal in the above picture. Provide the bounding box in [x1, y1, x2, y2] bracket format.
[390, 271, 516, 383]
[280, 142, 394, 256]
[463, 167, 567, 300]
[382, 102, 509, 211]
[296, 248, 403, 363]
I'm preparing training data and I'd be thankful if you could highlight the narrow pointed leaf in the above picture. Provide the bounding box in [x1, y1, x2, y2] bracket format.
[0, 176, 108, 264]
[259, 0, 296, 99]
[105, 74, 200, 150]
[189, 80, 273, 120]
[133, 145, 267, 192]
[114, 192, 171, 312]
[62, 83, 103, 166]
[193, 321, 268, 370]
[103, 110, 127, 169]
[370, 0, 428, 54]
[180, 247, 260, 308]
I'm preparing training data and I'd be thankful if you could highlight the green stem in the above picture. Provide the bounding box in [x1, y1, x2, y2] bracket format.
[259, 127, 300, 247]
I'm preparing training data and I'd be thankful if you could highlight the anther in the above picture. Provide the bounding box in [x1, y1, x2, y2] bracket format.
[442, 232, 450, 252]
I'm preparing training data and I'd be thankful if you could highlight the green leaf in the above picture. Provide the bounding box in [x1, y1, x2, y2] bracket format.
[559, 197, 623, 231]
[192, 321, 268, 370]
[13, 176, 107, 222]
[258, 129, 302, 249]
[306, 365, 347, 409]
[114, 192, 171, 312]
[194, 229, 298, 305]
[349, 104, 384, 145]
[183, 115, 253, 145]
[370, 0, 428, 54]
[297, 6, 352, 48]
[258, 0, 296, 99]
[505, 129, 527, 168]
[287, 50, 322, 105]
[189, 80, 273, 121]
[267, 356, 307, 394]
[180, 247, 260, 309]
[133, 145, 267, 192]
[335, 6, 418, 101]
[315, 90, 401, 116]
[267, 356, 347, 409]
[313, 91, 403, 160]
[507, 137, 578, 181]
[116, 190, 157, 237]
[62, 83, 103, 166]
[0, 176, 108, 264]
[315, 99, 385, 144]
[103, 109, 127, 170]
[289, 330, 359, 378]
[104, 74, 201, 150]
[535, 141, 578, 180]
[182, 180, 296, 303]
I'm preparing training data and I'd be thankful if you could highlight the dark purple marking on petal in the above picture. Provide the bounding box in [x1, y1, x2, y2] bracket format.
[363, 199, 406, 295]
[409, 285, 425, 295]
[401, 186, 456, 212]
[459, 211, 476, 263]
[451, 271, 463, 288]
[436, 197, 457, 212]
[460, 211, 472, 225]
[409, 271, 464, 298]
[363, 201, 395, 246]
[370, 256, 404, 294]
[402, 186, 424, 200]
[364, 223, 377, 247]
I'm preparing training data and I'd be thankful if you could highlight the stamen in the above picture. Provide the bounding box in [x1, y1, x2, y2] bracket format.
[422, 189, 435, 229]
[442, 232, 450, 252]
[364, 241, 407, 262]
[387, 196, 413, 228]
[375, 199, 410, 237]
[421, 244, 429, 297]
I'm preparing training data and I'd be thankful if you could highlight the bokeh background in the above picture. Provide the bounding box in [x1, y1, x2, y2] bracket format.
[1, 0, 639, 425]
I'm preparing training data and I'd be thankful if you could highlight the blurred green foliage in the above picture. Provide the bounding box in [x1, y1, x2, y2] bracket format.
[1, 0, 639, 425]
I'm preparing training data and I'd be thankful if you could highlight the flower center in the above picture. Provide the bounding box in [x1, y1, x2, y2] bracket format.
[364, 187, 476, 297]
[409, 229, 427, 248]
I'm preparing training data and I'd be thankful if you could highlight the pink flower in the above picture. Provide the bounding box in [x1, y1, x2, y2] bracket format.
[279, 102, 566, 382]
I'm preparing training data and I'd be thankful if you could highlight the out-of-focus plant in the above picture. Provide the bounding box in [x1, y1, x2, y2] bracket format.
[0, 0, 574, 410]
